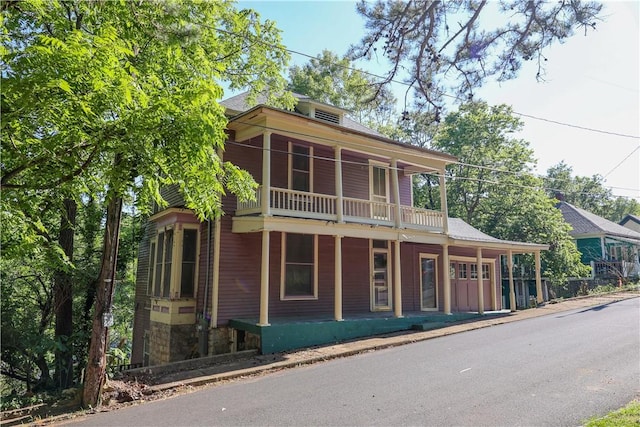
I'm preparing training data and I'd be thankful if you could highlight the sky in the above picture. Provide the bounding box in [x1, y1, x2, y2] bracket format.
[237, 0, 639, 200]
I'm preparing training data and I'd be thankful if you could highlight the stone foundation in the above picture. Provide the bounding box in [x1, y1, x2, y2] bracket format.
[207, 327, 261, 355]
[149, 321, 198, 366]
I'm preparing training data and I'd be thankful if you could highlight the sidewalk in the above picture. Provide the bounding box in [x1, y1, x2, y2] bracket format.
[123, 291, 639, 394]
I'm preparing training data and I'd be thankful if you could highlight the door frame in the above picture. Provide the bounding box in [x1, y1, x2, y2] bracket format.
[419, 254, 439, 311]
[370, 241, 392, 311]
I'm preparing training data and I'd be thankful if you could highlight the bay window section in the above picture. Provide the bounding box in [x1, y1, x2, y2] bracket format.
[150, 225, 199, 300]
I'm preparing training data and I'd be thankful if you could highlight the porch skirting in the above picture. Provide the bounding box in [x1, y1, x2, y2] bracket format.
[229, 312, 506, 354]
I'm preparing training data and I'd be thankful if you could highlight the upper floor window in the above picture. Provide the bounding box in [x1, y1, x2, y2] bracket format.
[281, 232, 317, 300]
[289, 143, 312, 192]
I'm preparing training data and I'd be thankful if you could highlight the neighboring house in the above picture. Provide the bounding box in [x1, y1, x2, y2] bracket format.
[620, 214, 640, 233]
[557, 202, 640, 280]
[131, 92, 548, 366]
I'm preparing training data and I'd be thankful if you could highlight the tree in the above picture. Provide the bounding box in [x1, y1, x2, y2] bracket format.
[2, 0, 294, 407]
[288, 50, 397, 128]
[349, 0, 603, 108]
[544, 162, 640, 222]
[417, 102, 589, 283]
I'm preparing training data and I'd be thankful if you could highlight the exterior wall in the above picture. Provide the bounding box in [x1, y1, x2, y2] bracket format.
[131, 220, 156, 364]
[621, 218, 640, 233]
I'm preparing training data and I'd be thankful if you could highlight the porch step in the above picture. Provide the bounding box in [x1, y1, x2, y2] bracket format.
[410, 322, 450, 331]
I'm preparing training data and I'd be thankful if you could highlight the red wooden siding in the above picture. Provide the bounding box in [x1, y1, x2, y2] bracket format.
[341, 237, 372, 314]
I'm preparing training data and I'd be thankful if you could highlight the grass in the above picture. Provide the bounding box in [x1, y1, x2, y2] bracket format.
[584, 400, 640, 427]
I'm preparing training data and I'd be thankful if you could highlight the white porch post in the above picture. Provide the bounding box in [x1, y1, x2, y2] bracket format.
[334, 235, 343, 321]
[507, 250, 516, 311]
[261, 131, 272, 217]
[600, 236, 606, 259]
[393, 240, 403, 318]
[476, 247, 484, 315]
[490, 260, 497, 310]
[535, 250, 543, 304]
[443, 244, 451, 314]
[258, 230, 270, 326]
[335, 146, 343, 223]
[438, 170, 449, 234]
[391, 159, 402, 228]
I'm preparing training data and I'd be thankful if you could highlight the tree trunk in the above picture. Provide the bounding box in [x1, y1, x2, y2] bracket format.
[82, 194, 122, 408]
[54, 198, 77, 390]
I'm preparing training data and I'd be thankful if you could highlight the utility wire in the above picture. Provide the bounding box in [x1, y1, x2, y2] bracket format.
[603, 145, 640, 178]
[210, 24, 640, 140]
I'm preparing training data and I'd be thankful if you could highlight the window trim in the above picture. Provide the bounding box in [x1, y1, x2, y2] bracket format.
[288, 142, 313, 192]
[369, 160, 390, 203]
[419, 253, 439, 311]
[280, 232, 318, 300]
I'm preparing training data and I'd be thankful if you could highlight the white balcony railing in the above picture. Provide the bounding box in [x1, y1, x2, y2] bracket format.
[236, 187, 444, 231]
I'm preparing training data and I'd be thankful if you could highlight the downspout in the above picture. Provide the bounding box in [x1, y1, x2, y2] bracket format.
[198, 218, 212, 357]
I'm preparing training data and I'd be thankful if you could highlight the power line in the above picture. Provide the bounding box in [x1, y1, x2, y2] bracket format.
[210, 23, 640, 140]
[603, 145, 640, 178]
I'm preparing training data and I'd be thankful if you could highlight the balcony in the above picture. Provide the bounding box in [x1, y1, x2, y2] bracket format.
[236, 187, 444, 232]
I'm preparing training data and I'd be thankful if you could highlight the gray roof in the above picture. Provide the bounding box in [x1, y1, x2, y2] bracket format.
[448, 218, 547, 249]
[220, 91, 385, 138]
[620, 214, 640, 227]
[557, 202, 640, 241]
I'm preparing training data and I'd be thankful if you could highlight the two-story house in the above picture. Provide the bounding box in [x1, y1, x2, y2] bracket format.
[131, 93, 548, 366]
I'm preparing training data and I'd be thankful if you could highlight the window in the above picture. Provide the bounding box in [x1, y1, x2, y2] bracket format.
[470, 264, 478, 280]
[458, 263, 467, 279]
[450, 263, 456, 279]
[290, 144, 312, 192]
[282, 233, 317, 299]
[147, 240, 156, 296]
[180, 229, 198, 297]
[482, 264, 490, 280]
[150, 225, 199, 299]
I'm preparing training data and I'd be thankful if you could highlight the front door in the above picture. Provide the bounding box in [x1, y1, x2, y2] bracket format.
[420, 255, 438, 310]
[371, 248, 391, 310]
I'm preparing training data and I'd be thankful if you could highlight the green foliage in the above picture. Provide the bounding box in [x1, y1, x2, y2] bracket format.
[417, 101, 589, 284]
[1, 0, 294, 400]
[288, 50, 397, 128]
[544, 162, 640, 222]
[350, 1, 602, 108]
[584, 400, 640, 427]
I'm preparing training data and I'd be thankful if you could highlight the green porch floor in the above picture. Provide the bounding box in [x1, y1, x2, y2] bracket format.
[229, 311, 508, 354]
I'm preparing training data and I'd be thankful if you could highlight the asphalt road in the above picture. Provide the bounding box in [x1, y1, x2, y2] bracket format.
[65, 297, 639, 427]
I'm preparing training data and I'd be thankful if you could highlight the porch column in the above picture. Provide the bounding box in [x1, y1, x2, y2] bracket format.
[393, 240, 403, 318]
[490, 259, 497, 310]
[535, 250, 543, 304]
[391, 159, 402, 228]
[507, 250, 516, 311]
[334, 235, 343, 321]
[438, 169, 449, 234]
[335, 146, 343, 223]
[443, 244, 451, 314]
[476, 247, 484, 315]
[600, 236, 606, 259]
[262, 131, 272, 217]
[258, 230, 270, 326]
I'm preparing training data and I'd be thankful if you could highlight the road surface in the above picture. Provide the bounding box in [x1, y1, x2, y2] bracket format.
[65, 297, 639, 426]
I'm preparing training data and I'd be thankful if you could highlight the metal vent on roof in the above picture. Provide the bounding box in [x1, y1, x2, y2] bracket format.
[314, 109, 340, 124]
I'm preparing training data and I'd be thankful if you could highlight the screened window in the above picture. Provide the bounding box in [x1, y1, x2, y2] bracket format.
[147, 240, 156, 296]
[291, 145, 311, 192]
[180, 229, 198, 297]
[283, 233, 317, 299]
